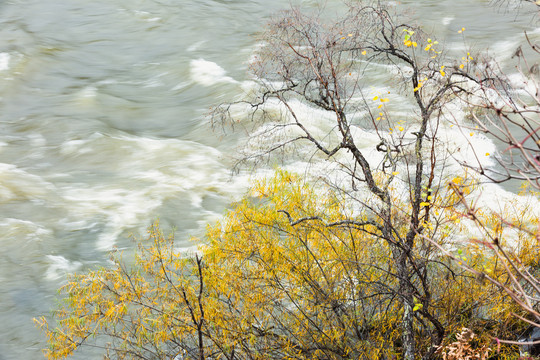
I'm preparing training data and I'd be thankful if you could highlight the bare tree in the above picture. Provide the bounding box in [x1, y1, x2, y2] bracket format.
[213, 4, 496, 359]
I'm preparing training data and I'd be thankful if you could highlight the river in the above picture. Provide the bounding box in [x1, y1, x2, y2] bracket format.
[0, 1, 537, 359]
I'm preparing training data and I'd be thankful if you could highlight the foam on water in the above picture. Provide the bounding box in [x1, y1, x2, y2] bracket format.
[489, 38, 522, 64]
[190, 59, 238, 86]
[0, 53, 10, 72]
[187, 41, 207, 52]
[57, 133, 247, 250]
[79, 86, 98, 98]
[506, 72, 540, 101]
[0, 218, 52, 239]
[45, 255, 82, 281]
[438, 122, 497, 173]
[442, 17, 454, 26]
[0, 163, 56, 202]
[60, 186, 162, 250]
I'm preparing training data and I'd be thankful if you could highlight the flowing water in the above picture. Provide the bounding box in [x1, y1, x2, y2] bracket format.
[0, 1, 538, 359]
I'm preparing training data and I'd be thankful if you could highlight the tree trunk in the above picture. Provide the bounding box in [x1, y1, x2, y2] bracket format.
[395, 250, 416, 360]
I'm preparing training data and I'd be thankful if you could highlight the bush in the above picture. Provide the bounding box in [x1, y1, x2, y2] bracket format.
[36, 171, 535, 359]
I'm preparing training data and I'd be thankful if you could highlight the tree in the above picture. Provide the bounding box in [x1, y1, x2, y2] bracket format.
[37, 2, 538, 359]
[213, 4, 493, 359]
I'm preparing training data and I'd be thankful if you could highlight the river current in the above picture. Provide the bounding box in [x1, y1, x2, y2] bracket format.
[0, 1, 538, 359]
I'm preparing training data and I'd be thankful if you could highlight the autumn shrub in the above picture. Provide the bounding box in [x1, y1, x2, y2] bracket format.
[36, 171, 535, 360]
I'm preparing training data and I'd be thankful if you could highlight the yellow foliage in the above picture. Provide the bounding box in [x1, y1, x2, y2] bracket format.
[36, 171, 537, 359]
